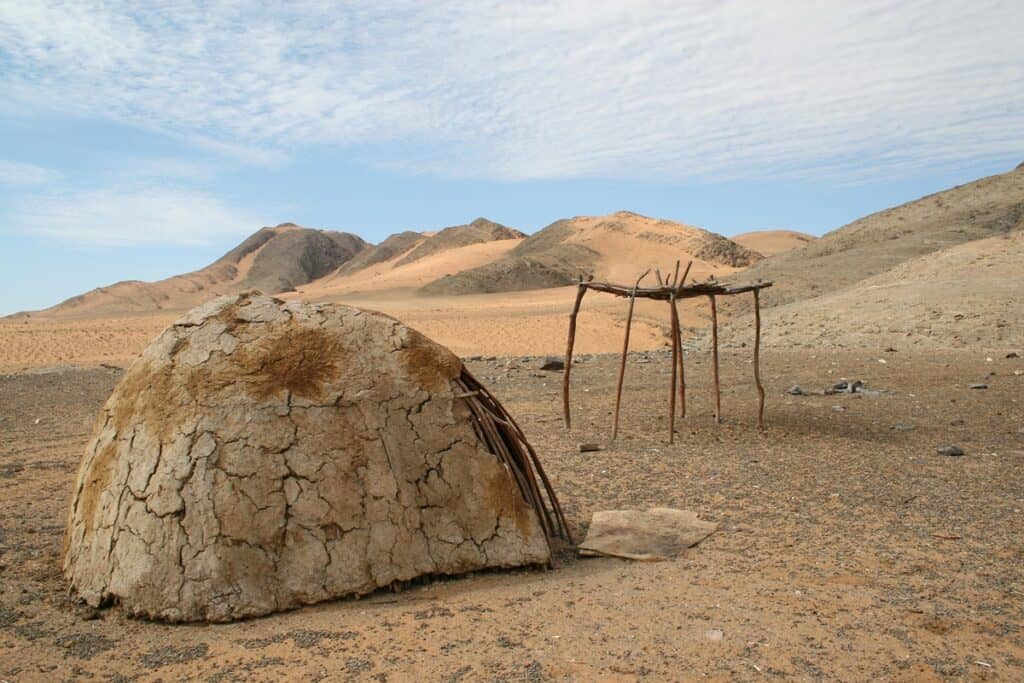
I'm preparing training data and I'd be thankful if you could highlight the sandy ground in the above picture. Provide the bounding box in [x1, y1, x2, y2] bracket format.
[0, 288, 723, 372]
[0, 316, 178, 373]
[2, 347, 1023, 681]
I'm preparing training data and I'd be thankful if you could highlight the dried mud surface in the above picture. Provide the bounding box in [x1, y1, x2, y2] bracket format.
[2, 348, 1024, 680]
[64, 294, 548, 623]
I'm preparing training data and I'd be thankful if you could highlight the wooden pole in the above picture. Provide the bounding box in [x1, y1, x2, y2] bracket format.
[612, 269, 649, 440]
[753, 288, 765, 428]
[673, 297, 686, 417]
[562, 282, 588, 429]
[675, 261, 691, 417]
[677, 261, 693, 291]
[668, 291, 679, 443]
[709, 294, 721, 423]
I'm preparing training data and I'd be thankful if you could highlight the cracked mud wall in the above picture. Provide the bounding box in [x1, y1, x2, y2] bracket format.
[63, 293, 549, 622]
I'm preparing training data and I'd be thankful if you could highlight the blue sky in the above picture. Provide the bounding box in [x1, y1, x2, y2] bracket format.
[1, 1, 1022, 315]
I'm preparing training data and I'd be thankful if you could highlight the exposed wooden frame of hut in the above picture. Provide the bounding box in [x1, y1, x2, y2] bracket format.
[562, 261, 772, 443]
[455, 368, 573, 550]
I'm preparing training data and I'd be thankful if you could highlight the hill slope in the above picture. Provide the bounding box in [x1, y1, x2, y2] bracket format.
[421, 211, 761, 295]
[32, 224, 368, 318]
[723, 230, 1024, 349]
[737, 166, 1024, 307]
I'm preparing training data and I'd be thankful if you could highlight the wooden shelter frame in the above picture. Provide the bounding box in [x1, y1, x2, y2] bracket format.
[561, 261, 772, 443]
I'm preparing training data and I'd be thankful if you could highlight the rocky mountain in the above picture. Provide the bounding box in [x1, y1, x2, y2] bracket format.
[32, 224, 368, 318]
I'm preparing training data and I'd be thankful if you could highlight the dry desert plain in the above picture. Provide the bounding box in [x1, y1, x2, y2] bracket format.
[2, 168, 1024, 681]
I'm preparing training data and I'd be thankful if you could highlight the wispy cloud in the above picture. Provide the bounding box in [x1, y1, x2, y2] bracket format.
[6, 186, 258, 245]
[1, 1, 1021, 181]
[0, 159, 61, 186]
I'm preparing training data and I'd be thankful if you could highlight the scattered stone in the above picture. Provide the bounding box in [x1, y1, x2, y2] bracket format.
[140, 643, 210, 669]
[63, 293, 552, 623]
[969, 383, 988, 390]
[0, 606, 19, 626]
[885, 347, 898, 352]
[1006, 351, 1019, 359]
[832, 405, 846, 412]
[787, 385, 804, 395]
[538, 358, 564, 372]
[345, 658, 373, 674]
[936, 446, 965, 457]
[892, 424, 916, 432]
[290, 629, 356, 648]
[578, 443, 603, 453]
[705, 629, 724, 642]
[55, 633, 116, 660]
[829, 380, 864, 394]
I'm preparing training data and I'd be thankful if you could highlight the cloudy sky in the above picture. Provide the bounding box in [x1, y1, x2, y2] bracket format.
[1, 1, 1022, 313]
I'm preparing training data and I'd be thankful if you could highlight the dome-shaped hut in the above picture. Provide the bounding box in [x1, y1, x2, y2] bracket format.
[63, 292, 568, 622]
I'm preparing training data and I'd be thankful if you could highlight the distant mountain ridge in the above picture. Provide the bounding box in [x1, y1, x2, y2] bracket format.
[421, 211, 762, 295]
[24, 218, 528, 318]
[23, 210, 811, 319]
[28, 223, 369, 318]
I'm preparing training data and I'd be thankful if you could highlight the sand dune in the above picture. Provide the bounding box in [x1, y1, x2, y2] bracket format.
[300, 238, 524, 296]
[333, 217, 521, 278]
[732, 230, 815, 256]
[422, 211, 761, 294]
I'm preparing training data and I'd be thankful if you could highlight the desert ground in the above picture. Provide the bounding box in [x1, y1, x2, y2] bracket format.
[2, 339, 1023, 681]
[2, 168, 1022, 680]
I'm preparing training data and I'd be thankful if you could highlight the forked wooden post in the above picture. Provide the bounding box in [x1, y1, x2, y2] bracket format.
[668, 291, 680, 443]
[673, 298, 686, 417]
[562, 282, 588, 429]
[612, 269, 649, 440]
[674, 261, 692, 418]
[709, 293, 721, 423]
[753, 288, 765, 428]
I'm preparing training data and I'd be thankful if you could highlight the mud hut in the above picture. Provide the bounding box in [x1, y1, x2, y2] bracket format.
[63, 292, 568, 622]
